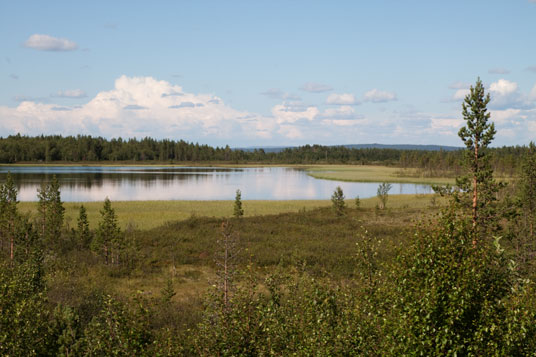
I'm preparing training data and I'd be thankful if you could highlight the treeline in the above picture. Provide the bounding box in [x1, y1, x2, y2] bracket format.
[0, 134, 527, 175]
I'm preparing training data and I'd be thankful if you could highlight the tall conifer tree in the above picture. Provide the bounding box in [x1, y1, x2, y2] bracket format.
[457, 78, 502, 244]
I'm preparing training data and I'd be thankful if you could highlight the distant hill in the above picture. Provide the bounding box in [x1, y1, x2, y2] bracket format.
[235, 144, 462, 153]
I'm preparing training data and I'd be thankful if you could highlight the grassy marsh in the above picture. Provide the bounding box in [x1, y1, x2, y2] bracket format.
[18, 194, 444, 230]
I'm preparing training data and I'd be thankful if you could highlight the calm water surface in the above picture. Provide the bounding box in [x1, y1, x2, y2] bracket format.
[0, 166, 432, 201]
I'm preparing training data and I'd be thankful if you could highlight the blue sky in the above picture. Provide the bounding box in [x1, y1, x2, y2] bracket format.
[1, 0, 536, 147]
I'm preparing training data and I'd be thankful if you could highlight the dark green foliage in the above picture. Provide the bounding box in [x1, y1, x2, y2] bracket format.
[76, 205, 92, 249]
[331, 186, 346, 216]
[233, 189, 244, 218]
[377, 182, 392, 209]
[37, 175, 65, 247]
[354, 195, 360, 208]
[92, 198, 122, 265]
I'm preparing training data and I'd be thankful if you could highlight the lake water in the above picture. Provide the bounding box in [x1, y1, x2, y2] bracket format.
[0, 166, 432, 202]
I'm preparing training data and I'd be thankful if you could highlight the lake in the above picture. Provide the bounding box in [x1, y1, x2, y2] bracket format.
[0, 166, 432, 202]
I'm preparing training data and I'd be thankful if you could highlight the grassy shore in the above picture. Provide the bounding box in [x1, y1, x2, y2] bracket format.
[18, 194, 443, 230]
[305, 165, 456, 185]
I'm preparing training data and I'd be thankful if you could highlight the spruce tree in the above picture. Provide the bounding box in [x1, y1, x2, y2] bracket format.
[233, 189, 244, 218]
[36, 175, 64, 246]
[93, 198, 121, 265]
[76, 205, 92, 249]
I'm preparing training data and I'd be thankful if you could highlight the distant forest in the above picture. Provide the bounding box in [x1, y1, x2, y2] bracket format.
[0, 134, 527, 175]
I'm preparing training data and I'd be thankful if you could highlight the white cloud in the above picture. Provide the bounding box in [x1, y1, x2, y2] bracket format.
[24, 34, 78, 51]
[53, 89, 87, 98]
[300, 82, 333, 93]
[430, 117, 463, 130]
[320, 105, 363, 119]
[488, 79, 533, 109]
[271, 102, 318, 124]
[490, 109, 521, 124]
[2, 75, 532, 146]
[489, 79, 518, 96]
[363, 89, 397, 103]
[452, 89, 470, 101]
[0, 75, 273, 142]
[529, 84, 536, 101]
[325, 93, 359, 105]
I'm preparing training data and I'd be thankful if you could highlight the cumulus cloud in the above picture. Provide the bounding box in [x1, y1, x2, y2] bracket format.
[0, 75, 274, 142]
[363, 89, 397, 103]
[450, 89, 470, 102]
[488, 67, 510, 74]
[271, 102, 318, 124]
[325, 93, 359, 105]
[530, 84, 536, 101]
[300, 82, 333, 93]
[489, 79, 517, 96]
[319, 106, 366, 126]
[53, 89, 87, 98]
[488, 79, 533, 109]
[24, 34, 78, 51]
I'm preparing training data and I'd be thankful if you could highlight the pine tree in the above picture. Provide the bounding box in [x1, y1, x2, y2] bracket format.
[457, 78, 502, 244]
[331, 186, 346, 216]
[233, 189, 244, 218]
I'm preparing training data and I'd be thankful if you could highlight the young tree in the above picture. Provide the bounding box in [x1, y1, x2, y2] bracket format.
[37, 175, 65, 246]
[331, 186, 346, 216]
[215, 221, 240, 309]
[0, 172, 19, 262]
[513, 142, 536, 274]
[354, 195, 361, 209]
[377, 183, 392, 209]
[76, 205, 92, 249]
[93, 198, 122, 265]
[233, 189, 244, 218]
[519, 142, 536, 238]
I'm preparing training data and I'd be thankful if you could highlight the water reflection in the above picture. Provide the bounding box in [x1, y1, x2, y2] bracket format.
[0, 166, 433, 202]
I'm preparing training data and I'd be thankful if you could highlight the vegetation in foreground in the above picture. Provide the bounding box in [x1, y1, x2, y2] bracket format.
[1, 79, 536, 355]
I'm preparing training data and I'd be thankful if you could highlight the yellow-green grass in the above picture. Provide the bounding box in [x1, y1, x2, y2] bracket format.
[305, 165, 456, 185]
[17, 194, 444, 230]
